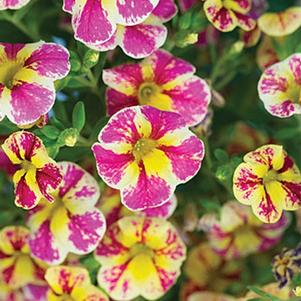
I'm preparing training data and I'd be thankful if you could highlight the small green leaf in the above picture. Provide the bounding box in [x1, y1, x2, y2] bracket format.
[72, 101, 86, 132]
[40, 125, 60, 140]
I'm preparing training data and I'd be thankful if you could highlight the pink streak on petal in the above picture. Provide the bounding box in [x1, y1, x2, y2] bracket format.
[15, 176, 38, 209]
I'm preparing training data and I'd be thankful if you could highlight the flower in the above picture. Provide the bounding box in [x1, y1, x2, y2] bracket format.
[2, 131, 63, 210]
[0, 0, 30, 10]
[98, 186, 177, 226]
[0, 41, 69, 125]
[184, 242, 241, 291]
[272, 244, 301, 288]
[103, 49, 211, 126]
[94, 216, 186, 300]
[239, 283, 292, 301]
[203, 0, 256, 32]
[92, 105, 204, 211]
[27, 161, 106, 265]
[256, 35, 279, 70]
[188, 291, 235, 301]
[258, 7, 301, 37]
[63, 0, 177, 58]
[258, 53, 301, 118]
[0, 284, 48, 301]
[233, 144, 301, 223]
[203, 201, 289, 259]
[45, 265, 108, 301]
[0, 226, 46, 290]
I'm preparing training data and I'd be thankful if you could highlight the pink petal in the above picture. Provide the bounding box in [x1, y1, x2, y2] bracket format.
[289, 54, 301, 85]
[15, 176, 39, 209]
[63, 0, 75, 13]
[24, 43, 70, 80]
[120, 23, 167, 59]
[152, 0, 178, 22]
[72, 0, 116, 45]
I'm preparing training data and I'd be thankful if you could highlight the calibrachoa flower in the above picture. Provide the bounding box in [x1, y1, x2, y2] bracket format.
[0, 226, 46, 290]
[258, 7, 301, 37]
[103, 49, 211, 126]
[45, 266, 108, 301]
[0, 41, 70, 125]
[184, 242, 241, 291]
[0, 284, 48, 301]
[98, 186, 177, 226]
[63, 0, 177, 58]
[272, 244, 301, 288]
[27, 161, 106, 265]
[258, 54, 301, 118]
[203, 0, 256, 32]
[94, 216, 186, 300]
[2, 131, 63, 210]
[0, 0, 30, 10]
[233, 144, 301, 223]
[203, 201, 289, 259]
[92, 105, 204, 211]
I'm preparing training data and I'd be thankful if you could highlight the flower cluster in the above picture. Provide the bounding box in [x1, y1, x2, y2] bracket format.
[1, 0, 301, 301]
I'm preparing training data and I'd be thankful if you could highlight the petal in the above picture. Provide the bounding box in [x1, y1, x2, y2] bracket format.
[256, 36, 279, 70]
[73, 285, 109, 301]
[0, 0, 30, 10]
[204, 0, 237, 32]
[143, 49, 195, 87]
[5, 81, 55, 125]
[122, 162, 175, 210]
[235, 12, 256, 31]
[258, 7, 301, 37]
[67, 209, 106, 254]
[151, 0, 178, 22]
[111, 0, 160, 25]
[45, 266, 90, 295]
[29, 220, 67, 265]
[58, 162, 100, 213]
[72, 0, 116, 45]
[63, 0, 75, 13]
[159, 135, 204, 182]
[103, 64, 143, 96]
[289, 53, 301, 85]
[140, 194, 177, 219]
[36, 163, 63, 202]
[24, 43, 70, 80]
[225, 0, 251, 14]
[164, 76, 211, 126]
[24, 284, 48, 301]
[106, 88, 138, 116]
[92, 144, 139, 189]
[120, 23, 167, 59]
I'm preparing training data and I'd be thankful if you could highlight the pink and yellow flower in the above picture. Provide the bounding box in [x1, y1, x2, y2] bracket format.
[203, 201, 289, 259]
[203, 0, 256, 32]
[99, 186, 177, 226]
[0, 284, 48, 301]
[27, 161, 106, 265]
[184, 242, 241, 291]
[258, 53, 301, 118]
[45, 266, 108, 301]
[233, 144, 301, 223]
[92, 105, 204, 211]
[63, 0, 177, 58]
[95, 216, 186, 300]
[0, 42, 69, 125]
[0, 0, 30, 10]
[258, 7, 301, 37]
[0, 226, 46, 290]
[2, 131, 63, 210]
[103, 49, 211, 126]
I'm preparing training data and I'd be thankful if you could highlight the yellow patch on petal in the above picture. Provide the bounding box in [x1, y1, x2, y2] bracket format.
[133, 110, 152, 137]
[158, 128, 191, 147]
[258, 7, 301, 37]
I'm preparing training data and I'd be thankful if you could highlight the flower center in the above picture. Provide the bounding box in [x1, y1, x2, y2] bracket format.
[0, 60, 24, 89]
[138, 82, 161, 105]
[21, 160, 36, 172]
[132, 138, 157, 162]
[130, 243, 154, 258]
[263, 169, 279, 184]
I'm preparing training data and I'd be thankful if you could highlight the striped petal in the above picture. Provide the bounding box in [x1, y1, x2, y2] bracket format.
[258, 7, 301, 37]
[120, 23, 167, 59]
[152, 0, 178, 22]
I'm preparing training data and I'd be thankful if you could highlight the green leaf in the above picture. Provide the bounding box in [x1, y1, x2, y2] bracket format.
[214, 148, 229, 162]
[69, 50, 82, 72]
[40, 125, 60, 140]
[247, 286, 281, 301]
[72, 101, 86, 132]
